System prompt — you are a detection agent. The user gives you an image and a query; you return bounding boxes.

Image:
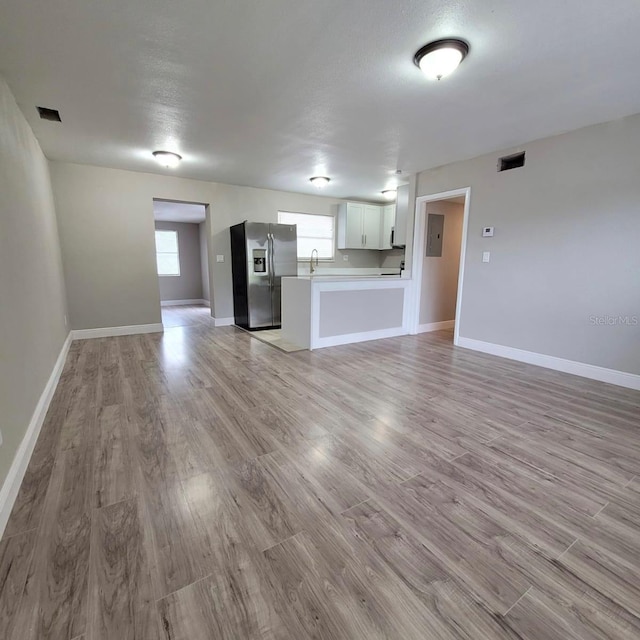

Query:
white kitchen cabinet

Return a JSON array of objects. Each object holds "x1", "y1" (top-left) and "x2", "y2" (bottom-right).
[
  {"x1": 337, "y1": 202, "x2": 383, "y2": 249},
  {"x1": 392, "y1": 184, "x2": 409, "y2": 247},
  {"x1": 363, "y1": 205, "x2": 381, "y2": 248},
  {"x1": 342, "y1": 203, "x2": 365, "y2": 248},
  {"x1": 381, "y1": 204, "x2": 396, "y2": 250}
]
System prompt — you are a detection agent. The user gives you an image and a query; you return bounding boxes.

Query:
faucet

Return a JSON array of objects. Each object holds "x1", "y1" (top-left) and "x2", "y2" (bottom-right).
[{"x1": 310, "y1": 249, "x2": 319, "y2": 275}]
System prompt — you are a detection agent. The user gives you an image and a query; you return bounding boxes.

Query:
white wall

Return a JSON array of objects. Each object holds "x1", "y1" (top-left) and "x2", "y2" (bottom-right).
[
  {"x1": 154, "y1": 221, "x2": 203, "y2": 301},
  {"x1": 49, "y1": 161, "x2": 382, "y2": 327},
  {"x1": 416, "y1": 113, "x2": 640, "y2": 375},
  {"x1": 0, "y1": 77, "x2": 68, "y2": 488},
  {"x1": 419, "y1": 200, "x2": 463, "y2": 325}
]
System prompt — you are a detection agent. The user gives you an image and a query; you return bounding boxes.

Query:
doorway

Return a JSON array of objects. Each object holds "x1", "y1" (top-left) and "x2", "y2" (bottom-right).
[
  {"x1": 152, "y1": 199, "x2": 211, "y2": 328},
  {"x1": 409, "y1": 188, "x2": 470, "y2": 344}
]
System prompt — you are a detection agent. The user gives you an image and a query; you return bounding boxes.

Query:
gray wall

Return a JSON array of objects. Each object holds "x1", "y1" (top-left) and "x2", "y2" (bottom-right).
[
  {"x1": 199, "y1": 222, "x2": 210, "y2": 304},
  {"x1": 416, "y1": 113, "x2": 640, "y2": 375},
  {"x1": 0, "y1": 77, "x2": 68, "y2": 488},
  {"x1": 319, "y1": 288, "x2": 405, "y2": 338},
  {"x1": 419, "y1": 201, "x2": 463, "y2": 325},
  {"x1": 51, "y1": 163, "x2": 163, "y2": 329},
  {"x1": 380, "y1": 248, "x2": 405, "y2": 270},
  {"x1": 154, "y1": 221, "x2": 203, "y2": 301},
  {"x1": 49, "y1": 162, "x2": 382, "y2": 327}
]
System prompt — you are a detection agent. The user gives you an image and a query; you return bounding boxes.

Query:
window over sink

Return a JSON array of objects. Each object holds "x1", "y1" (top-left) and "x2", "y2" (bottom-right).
[{"x1": 278, "y1": 211, "x2": 334, "y2": 261}]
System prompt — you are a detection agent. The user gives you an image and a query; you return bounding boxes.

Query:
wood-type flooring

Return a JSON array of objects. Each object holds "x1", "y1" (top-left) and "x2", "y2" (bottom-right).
[{"x1": 1, "y1": 312, "x2": 639, "y2": 639}]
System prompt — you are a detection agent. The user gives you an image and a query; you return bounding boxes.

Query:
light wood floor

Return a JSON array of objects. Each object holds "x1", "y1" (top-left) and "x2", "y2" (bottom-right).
[
  {"x1": 161, "y1": 304, "x2": 213, "y2": 328},
  {"x1": 1, "y1": 314, "x2": 639, "y2": 639}
]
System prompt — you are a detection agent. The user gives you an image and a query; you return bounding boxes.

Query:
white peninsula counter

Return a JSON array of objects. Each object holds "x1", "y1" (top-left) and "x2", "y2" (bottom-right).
[{"x1": 281, "y1": 275, "x2": 412, "y2": 350}]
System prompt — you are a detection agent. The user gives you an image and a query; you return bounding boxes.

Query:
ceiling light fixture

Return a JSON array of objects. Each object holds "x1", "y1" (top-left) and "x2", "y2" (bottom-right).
[
  {"x1": 382, "y1": 189, "x2": 397, "y2": 201},
  {"x1": 310, "y1": 176, "x2": 330, "y2": 188},
  {"x1": 152, "y1": 150, "x2": 182, "y2": 168},
  {"x1": 414, "y1": 38, "x2": 469, "y2": 80}
]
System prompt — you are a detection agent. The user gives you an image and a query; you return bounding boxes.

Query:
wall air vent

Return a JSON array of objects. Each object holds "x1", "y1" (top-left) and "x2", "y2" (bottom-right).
[
  {"x1": 36, "y1": 106, "x2": 62, "y2": 122},
  {"x1": 498, "y1": 151, "x2": 525, "y2": 172}
]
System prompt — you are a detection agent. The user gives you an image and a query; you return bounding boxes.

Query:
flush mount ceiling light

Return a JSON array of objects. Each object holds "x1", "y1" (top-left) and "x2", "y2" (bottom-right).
[
  {"x1": 310, "y1": 176, "x2": 330, "y2": 188},
  {"x1": 414, "y1": 38, "x2": 469, "y2": 80},
  {"x1": 152, "y1": 150, "x2": 182, "y2": 168},
  {"x1": 382, "y1": 189, "x2": 397, "y2": 201}
]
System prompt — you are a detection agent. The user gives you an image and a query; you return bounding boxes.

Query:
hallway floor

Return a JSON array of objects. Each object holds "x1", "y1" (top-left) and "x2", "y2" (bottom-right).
[
  {"x1": 161, "y1": 304, "x2": 212, "y2": 328},
  {"x1": 1, "y1": 325, "x2": 639, "y2": 639}
]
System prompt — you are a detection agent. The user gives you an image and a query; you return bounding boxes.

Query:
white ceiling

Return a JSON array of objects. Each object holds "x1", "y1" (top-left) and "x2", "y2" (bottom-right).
[
  {"x1": 153, "y1": 200, "x2": 206, "y2": 224},
  {"x1": 2, "y1": 1, "x2": 640, "y2": 201}
]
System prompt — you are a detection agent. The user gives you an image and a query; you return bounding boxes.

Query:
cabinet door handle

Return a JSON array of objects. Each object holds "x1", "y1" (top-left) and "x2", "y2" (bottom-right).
[{"x1": 364, "y1": 234, "x2": 367, "y2": 246}]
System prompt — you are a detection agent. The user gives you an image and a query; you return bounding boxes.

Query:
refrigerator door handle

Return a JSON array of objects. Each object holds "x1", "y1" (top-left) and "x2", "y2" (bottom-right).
[
  {"x1": 269, "y1": 232, "x2": 276, "y2": 324},
  {"x1": 266, "y1": 233, "x2": 271, "y2": 288},
  {"x1": 268, "y1": 233, "x2": 275, "y2": 290}
]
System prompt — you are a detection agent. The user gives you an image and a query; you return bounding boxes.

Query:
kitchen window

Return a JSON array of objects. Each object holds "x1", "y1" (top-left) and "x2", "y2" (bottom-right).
[
  {"x1": 155, "y1": 230, "x2": 181, "y2": 276},
  {"x1": 277, "y1": 211, "x2": 335, "y2": 261}
]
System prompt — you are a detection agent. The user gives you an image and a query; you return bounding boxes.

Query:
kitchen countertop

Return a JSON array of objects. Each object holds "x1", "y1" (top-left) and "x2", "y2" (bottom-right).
[{"x1": 283, "y1": 274, "x2": 406, "y2": 282}]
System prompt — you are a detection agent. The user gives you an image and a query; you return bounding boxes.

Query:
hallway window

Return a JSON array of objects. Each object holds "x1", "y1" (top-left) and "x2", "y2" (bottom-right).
[{"x1": 155, "y1": 230, "x2": 180, "y2": 276}]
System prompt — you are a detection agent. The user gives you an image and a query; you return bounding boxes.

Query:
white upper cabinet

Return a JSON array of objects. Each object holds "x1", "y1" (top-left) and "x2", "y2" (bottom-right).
[
  {"x1": 392, "y1": 184, "x2": 409, "y2": 247},
  {"x1": 381, "y1": 204, "x2": 396, "y2": 250},
  {"x1": 337, "y1": 202, "x2": 391, "y2": 250},
  {"x1": 342, "y1": 202, "x2": 365, "y2": 249},
  {"x1": 363, "y1": 205, "x2": 381, "y2": 248}
]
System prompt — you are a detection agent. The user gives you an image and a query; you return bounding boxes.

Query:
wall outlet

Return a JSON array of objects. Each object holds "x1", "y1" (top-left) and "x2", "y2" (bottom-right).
[
  {"x1": 342, "y1": 254, "x2": 349, "y2": 261},
  {"x1": 216, "y1": 255, "x2": 225, "y2": 263},
  {"x1": 482, "y1": 251, "x2": 491, "y2": 263}
]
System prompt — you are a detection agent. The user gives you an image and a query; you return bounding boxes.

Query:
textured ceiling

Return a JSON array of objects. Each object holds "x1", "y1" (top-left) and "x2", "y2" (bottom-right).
[
  {"x1": 153, "y1": 200, "x2": 206, "y2": 224},
  {"x1": 1, "y1": 0, "x2": 640, "y2": 201}
]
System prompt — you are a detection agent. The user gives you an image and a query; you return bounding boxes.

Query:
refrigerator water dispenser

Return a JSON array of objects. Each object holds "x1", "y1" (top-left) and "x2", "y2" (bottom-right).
[{"x1": 253, "y1": 249, "x2": 267, "y2": 273}]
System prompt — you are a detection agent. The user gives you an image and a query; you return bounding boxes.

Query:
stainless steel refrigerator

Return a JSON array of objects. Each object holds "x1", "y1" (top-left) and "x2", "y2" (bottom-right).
[{"x1": 230, "y1": 222, "x2": 297, "y2": 330}]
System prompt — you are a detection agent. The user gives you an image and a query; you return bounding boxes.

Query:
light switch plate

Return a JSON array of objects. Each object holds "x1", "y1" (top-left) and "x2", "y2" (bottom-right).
[
  {"x1": 216, "y1": 255, "x2": 224, "y2": 263},
  {"x1": 0, "y1": 428, "x2": 3, "y2": 447},
  {"x1": 482, "y1": 251, "x2": 491, "y2": 263},
  {"x1": 482, "y1": 226, "x2": 494, "y2": 237},
  {"x1": 342, "y1": 255, "x2": 349, "y2": 261}
]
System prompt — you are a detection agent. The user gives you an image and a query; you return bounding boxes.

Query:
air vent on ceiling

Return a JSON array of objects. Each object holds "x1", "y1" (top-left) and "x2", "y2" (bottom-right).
[
  {"x1": 498, "y1": 151, "x2": 525, "y2": 172},
  {"x1": 36, "y1": 106, "x2": 62, "y2": 122}
]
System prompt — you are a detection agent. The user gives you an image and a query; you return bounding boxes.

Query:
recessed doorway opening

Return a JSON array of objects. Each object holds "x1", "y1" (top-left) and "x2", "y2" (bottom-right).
[
  {"x1": 153, "y1": 199, "x2": 211, "y2": 328},
  {"x1": 409, "y1": 187, "x2": 470, "y2": 344}
]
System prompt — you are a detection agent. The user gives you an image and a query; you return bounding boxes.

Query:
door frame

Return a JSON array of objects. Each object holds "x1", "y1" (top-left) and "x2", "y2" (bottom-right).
[
  {"x1": 151, "y1": 197, "x2": 213, "y2": 321},
  {"x1": 409, "y1": 187, "x2": 471, "y2": 345}
]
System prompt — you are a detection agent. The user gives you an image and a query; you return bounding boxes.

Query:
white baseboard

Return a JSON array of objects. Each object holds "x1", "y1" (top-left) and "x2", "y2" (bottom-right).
[
  {"x1": 0, "y1": 332, "x2": 72, "y2": 538},
  {"x1": 457, "y1": 337, "x2": 640, "y2": 391},
  {"x1": 71, "y1": 323, "x2": 164, "y2": 340},
  {"x1": 161, "y1": 299, "x2": 207, "y2": 307},
  {"x1": 312, "y1": 326, "x2": 408, "y2": 350},
  {"x1": 214, "y1": 317, "x2": 235, "y2": 327},
  {"x1": 417, "y1": 320, "x2": 455, "y2": 333}
]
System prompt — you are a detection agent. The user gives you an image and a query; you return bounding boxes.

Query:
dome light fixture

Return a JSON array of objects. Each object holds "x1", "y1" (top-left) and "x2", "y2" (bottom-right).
[
  {"x1": 414, "y1": 38, "x2": 469, "y2": 81},
  {"x1": 310, "y1": 176, "x2": 330, "y2": 188},
  {"x1": 382, "y1": 189, "x2": 397, "y2": 201},
  {"x1": 152, "y1": 150, "x2": 182, "y2": 168}
]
